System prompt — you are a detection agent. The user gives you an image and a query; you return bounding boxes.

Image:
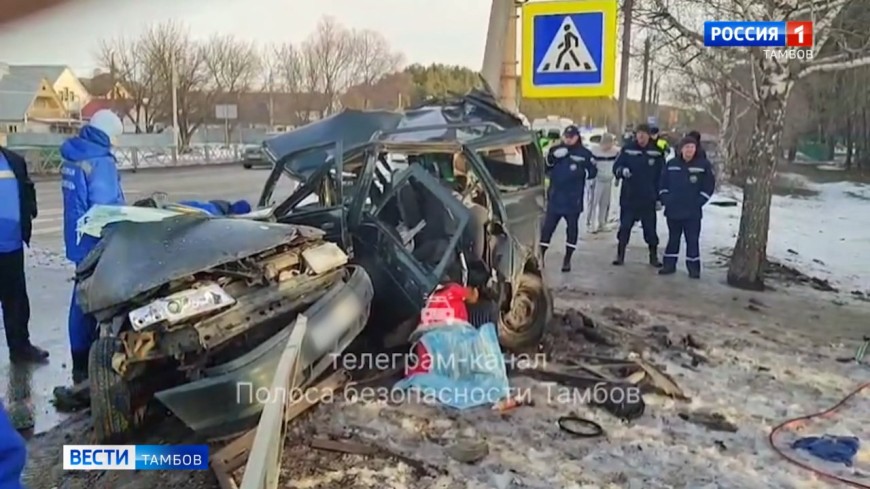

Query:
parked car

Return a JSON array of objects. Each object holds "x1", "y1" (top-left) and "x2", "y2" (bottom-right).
[
  {"x1": 242, "y1": 145, "x2": 270, "y2": 169},
  {"x1": 258, "y1": 89, "x2": 553, "y2": 351},
  {"x1": 75, "y1": 210, "x2": 372, "y2": 441}
]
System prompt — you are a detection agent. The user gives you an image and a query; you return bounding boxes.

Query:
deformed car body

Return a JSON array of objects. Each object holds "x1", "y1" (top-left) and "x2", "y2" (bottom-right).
[
  {"x1": 258, "y1": 89, "x2": 552, "y2": 350},
  {"x1": 75, "y1": 212, "x2": 372, "y2": 441}
]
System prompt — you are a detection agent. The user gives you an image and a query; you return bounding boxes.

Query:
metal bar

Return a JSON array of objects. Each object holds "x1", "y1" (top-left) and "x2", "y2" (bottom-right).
[{"x1": 239, "y1": 315, "x2": 308, "y2": 489}]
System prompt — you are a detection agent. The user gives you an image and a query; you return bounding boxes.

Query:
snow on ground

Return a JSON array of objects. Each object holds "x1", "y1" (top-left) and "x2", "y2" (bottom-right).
[
  {"x1": 310, "y1": 297, "x2": 869, "y2": 489},
  {"x1": 704, "y1": 175, "x2": 870, "y2": 294}
]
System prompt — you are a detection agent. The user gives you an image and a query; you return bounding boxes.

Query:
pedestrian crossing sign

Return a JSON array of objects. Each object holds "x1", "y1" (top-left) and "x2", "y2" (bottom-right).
[{"x1": 522, "y1": 0, "x2": 618, "y2": 98}]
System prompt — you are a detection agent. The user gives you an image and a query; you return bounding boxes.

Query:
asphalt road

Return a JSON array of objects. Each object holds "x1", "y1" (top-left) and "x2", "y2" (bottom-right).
[{"x1": 31, "y1": 164, "x2": 281, "y2": 253}]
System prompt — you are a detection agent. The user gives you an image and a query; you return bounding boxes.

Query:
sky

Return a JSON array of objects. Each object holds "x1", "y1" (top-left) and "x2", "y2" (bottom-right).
[
  {"x1": 0, "y1": 0, "x2": 492, "y2": 74},
  {"x1": 0, "y1": 0, "x2": 647, "y2": 101}
]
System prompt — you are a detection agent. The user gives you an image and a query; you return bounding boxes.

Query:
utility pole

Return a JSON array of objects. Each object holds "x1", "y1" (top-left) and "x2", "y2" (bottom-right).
[
  {"x1": 617, "y1": 0, "x2": 635, "y2": 133},
  {"x1": 170, "y1": 51, "x2": 179, "y2": 149},
  {"x1": 109, "y1": 50, "x2": 116, "y2": 100},
  {"x1": 640, "y1": 36, "x2": 650, "y2": 118},
  {"x1": 267, "y1": 69, "x2": 275, "y2": 129},
  {"x1": 499, "y1": 4, "x2": 519, "y2": 113},
  {"x1": 481, "y1": 0, "x2": 512, "y2": 102}
]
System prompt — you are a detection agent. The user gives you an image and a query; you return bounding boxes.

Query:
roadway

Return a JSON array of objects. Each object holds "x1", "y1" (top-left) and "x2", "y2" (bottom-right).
[{"x1": 31, "y1": 164, "x2": 281, "y2": 253}]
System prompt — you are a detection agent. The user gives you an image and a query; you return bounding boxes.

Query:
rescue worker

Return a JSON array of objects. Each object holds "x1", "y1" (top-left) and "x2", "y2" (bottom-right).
[
  {"x1": 658, "y1": 137, "x2": 715, "y2": 278},
  {"x1": 0, "y1": 144, "x2": 48, "y2": 363},
  {"x1": 0, "y1": 401, "x2": 26, "y2": 489},
  {"x1": 586, "y1": 133, "x2": 619, "y2": 233},
  {"x1": 60, "y1": 109, "x2": 125, "y2": 386},
  {"x1": 612, "y1": 123, "x2": 665, "y2": 267},
  {"x1": 650, "y1": 126, "x2": 670, "y2": 157},
  {"x1": 540, "y1": 125, "x2": 597, "y2": 272}
]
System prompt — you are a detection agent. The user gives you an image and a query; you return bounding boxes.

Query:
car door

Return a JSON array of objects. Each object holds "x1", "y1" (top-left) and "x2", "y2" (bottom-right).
[
  {"x1": 267, "y1": 141, "x2": 350, "y2": 251},
  {"x1": 465, "y1": 130, "x2": 545, "y2": 275},
  {"x1": 357, "y1": 164, "x2": 471, "y2": 310}
]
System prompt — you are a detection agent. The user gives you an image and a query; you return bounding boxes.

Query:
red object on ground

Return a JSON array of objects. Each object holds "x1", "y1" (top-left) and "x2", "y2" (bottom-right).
[
  {"x1": 418, "y1": 283, "x2": 470, "y2": 327},
  {"x1": 405, "y1": 283, "x2": 471, "y2": 378}
]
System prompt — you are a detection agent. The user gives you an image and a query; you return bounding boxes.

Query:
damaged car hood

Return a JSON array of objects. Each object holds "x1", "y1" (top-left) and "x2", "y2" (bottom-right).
[{"x1": 76, "y1": 215, "x2": 324, "y2": 314}]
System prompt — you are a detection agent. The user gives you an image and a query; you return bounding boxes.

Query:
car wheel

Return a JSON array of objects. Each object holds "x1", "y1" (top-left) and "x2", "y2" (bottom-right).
[
  {"x1": 89, "y1": 337, "x2": 134, "y2": 443},
  {"x1": 243, "y1": 163, "x2": 252, "y2": 169},
  {"x1": 497, "y1": 273, "x2": 551, "y2": 351}
]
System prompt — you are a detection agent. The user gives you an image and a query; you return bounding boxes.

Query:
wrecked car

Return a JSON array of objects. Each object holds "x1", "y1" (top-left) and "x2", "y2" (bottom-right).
[
  {"x1": 258, "y1": 90, "x2": 553, "y2": 350},
  {"x1": 74, "y1": 208, "x2": 372, "y2": 441}
]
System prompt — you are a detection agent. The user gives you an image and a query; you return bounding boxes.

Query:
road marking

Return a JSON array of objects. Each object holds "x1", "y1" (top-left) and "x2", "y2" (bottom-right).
[{"x1": 31, "y1": 225, "x2": 63, "y2": 236}]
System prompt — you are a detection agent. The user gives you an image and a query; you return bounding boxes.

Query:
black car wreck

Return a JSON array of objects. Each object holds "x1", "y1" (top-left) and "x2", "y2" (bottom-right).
[{"x1": 258, "y1": 90, "x2": 553, "y2": 351}]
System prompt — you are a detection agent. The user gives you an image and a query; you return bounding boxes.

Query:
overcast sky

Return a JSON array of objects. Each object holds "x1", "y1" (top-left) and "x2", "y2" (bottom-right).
[{"x1": 0, "y1": 0, "x2": 491, "y2": 74}]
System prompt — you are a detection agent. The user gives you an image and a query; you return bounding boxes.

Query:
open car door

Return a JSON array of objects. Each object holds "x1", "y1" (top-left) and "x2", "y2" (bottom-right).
[
  {"x1": 265, "y1": 141, "x2": 350, "y2": 251},
  {"x1": 355, "y1": 164, "x2": 472, "y2": 311}
]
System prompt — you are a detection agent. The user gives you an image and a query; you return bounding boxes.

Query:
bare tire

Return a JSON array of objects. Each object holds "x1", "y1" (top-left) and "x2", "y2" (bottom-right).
[
  {"x1": 498, "y1": 273, "x2": 552, "y2": 351},
  {"x1": 89, "y1": 337, "x2": 133, "y2": 443}
]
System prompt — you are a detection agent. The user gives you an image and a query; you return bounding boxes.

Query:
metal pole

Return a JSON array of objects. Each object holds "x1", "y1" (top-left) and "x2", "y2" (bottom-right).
[
  {"x1": 499, "y1": 5, "x2": 519, "y2": 113},
  {"x1": 171, "y1": 51, "x2": 180, "y2": 149},
  {"x1": 617, "y1": 0, "x2": 635, "y2": 133}
]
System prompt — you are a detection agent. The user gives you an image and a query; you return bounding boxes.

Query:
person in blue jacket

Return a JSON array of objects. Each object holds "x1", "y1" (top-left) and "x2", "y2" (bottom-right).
[
  {"x1": 658, "y1": 137, "x2": 715, "y2": 278},
  {"x1": 177, "y1": 199, "x2": 252, "y2": 216},
  {"x1": 540, "y1": 125, "x2": 597, "y2": 272},
  {"x1": 612, "y1": 123, "x2": 665, "y2": 267},
  {"x1": 59, "y1": 109, "x2": 125, "y2": 386},
  {"x1": 0, "y1": 401, "x2": 26, "y2": 489}
]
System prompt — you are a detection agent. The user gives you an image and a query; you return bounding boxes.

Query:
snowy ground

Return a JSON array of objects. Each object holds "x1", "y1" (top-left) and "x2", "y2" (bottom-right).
[{"x1": 21, "y1": 170, "x2": 870, "y2": 489}]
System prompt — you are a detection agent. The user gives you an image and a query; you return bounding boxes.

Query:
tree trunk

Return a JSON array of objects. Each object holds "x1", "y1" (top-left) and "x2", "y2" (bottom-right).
[
  {"x1": 715, "y1": 89, "x2": 732, "y2": 186},
  {"x1": 726, "y1": 66, "x2": 791, "y2": 291}
]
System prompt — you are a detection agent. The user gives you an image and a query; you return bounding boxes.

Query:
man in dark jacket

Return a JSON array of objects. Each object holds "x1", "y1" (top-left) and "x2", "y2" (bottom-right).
[
  {"x1": 0, "y1": 145, "x2": 49, "y2": 364},
  {"x1": 658, "y1": 137, "x2": 716, "y2": 278},
  {"x1": 540, "y1": 125, "x2": 597, "y2": 272},
  {"x1": 611, "y1": 123, "x2": 665, "y2": 267}
]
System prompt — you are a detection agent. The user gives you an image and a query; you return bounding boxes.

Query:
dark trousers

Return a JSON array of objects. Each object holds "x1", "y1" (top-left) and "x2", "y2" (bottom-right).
[
  {"x1": 0, "y1": 249, "x2": 31, "y2": 351},
  {"x1": 616, "y1": 207, "x2": 658, "y2": 248},
  {"x1": 663, "y1": 218, "x2": 702, "y2": 274},
  {"x1": 541, "y1": 209, "x2": 580, "y2": 250}
]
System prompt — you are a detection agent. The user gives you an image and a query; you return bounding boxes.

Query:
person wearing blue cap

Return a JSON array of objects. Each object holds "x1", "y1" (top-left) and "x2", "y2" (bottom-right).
[
  {"x1": 540, "y1": 125, "x2": 597, "y2": 272},
  {"x1": 612, "y1": 123, "x2": 665, "y2": 267}
]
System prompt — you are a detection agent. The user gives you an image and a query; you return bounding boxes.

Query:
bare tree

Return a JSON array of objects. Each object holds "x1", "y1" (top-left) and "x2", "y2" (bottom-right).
[
  {"x1": 95, "y1": 37, "x2": 159, "y2": 132},
  {"x1": 642, "y1": 0, "x2": 870, "y2": 290},
  {"x1": 346, "y1": 29, "x2": 404, "y2": 108},
  {"x1": 202, "y1": 34, "x2": 261, "y2": 135},
  {"x1": 140, "y1": 21, "x2": 209, "y2": 149},
  {"x1": 268, "y1": 42, "x2": 322, "y2": 123},
  {"x1": 304, "y1": 16, "x2": 356, "y2": 116}
]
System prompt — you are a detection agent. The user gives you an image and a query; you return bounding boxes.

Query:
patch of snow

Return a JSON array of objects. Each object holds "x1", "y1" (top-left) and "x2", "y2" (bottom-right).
[
  {"x1": 25, "y1": 246, "x2": 71, "y2": 271},
  {"x1": 704, "y1": 178, "x2": 870, "y2": 293},
  {"x1": 317, "y1": 304, "x2": 869, "y2": 488}
]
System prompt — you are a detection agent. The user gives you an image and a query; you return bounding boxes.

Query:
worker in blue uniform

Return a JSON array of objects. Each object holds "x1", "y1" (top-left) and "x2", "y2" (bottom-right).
[
  {"x1": 539, "y1": 125, "x2": 597, "y2": 272},
  {"x1": 177, "y1": 199, "x2": 252, "y2": 216},
  {"x1": 658, "y1": 137, "x2": 716, "y2": 278},
  {"x1": 0, "y1": 401, "x2": 26, "y2": 489},
  {"x1": 59, "y1": 109, "x2": 126, "y2": 386},
  {"x1": 0, "y1": 144, "x2": 48, "y2": 364},
  {"x1": 611, "y1": 123, "x2": 665, "y2": 267}
]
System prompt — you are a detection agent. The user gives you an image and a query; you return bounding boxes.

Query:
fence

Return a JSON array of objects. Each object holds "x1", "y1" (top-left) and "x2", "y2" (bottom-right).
[{"x1": 6, "y1": 129, "x2": 258, "y2": 174}]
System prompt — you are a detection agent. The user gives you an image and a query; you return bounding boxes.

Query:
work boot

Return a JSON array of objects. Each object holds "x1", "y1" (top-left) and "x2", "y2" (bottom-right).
[
  {"x1": 9, "y1": 344, "x2": 49, "y2": 365},
  {"x1": 612, "y1": 244, "x2": 626, "y2": 266},
  {"x1": 648, "y1": 247, "x2": 662, "y2": 267},
  {"x1": 658, "y1": 267, "x2": 676, "y2": 275},
  {"x1": 561, "y1": 255, "x2": 572, "y2": 273}
]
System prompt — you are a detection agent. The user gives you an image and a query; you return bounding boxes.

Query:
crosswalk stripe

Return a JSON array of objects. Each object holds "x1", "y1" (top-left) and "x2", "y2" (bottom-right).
[{"x1": 31, "y1": 225, "x2": 63, "y2": 236}]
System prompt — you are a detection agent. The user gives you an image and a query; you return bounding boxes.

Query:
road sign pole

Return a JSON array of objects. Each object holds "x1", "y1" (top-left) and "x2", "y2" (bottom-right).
[{"x1": 521, "y1": 0, "x2": 618, "y2": 99}]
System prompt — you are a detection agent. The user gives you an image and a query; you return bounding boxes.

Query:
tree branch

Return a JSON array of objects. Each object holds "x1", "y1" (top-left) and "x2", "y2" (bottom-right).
[{"x1": 800, "y1": 54, "x2": 870, "y2": 78}]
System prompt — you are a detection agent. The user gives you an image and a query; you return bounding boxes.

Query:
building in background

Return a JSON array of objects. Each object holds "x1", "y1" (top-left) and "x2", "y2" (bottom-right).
[{"x1": 0, "y1": 62, "x2": 82, "y2": 143}]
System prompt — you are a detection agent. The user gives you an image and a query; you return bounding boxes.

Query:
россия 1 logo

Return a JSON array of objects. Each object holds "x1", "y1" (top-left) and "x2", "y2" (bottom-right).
[
  {"x1": 703, "y1": 21, "x2": 813, "y2": 47},
  {"x1": 703, "y1": 21, "x2": 813, "y2": 60}
]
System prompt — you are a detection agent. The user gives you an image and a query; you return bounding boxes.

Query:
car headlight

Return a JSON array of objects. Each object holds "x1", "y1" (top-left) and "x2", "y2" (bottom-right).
[{"x1": 128, "y1": 282, "x2": 236, "y2": 331}]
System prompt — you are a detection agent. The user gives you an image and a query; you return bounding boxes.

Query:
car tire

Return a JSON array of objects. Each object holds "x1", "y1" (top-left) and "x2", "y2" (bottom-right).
[
  {"x1": 89, "y1": 337, "x2": 134, "y2": 443},
  {"x1": 243, "y1": 163, "x2": 252, "y2": 169},
  {"x1": 497, "y1": 273, "x2": 551, "y2": 351}
]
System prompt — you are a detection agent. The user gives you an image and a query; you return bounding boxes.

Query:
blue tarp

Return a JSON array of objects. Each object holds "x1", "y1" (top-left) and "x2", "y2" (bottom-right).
[{"x1": 395, "y1": 322, "x2": 509, "y2": 410}]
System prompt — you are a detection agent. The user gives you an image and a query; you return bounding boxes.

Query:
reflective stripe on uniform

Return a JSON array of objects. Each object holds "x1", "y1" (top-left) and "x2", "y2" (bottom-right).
[
  {"x1": 0, "y1": 170, "x2": 14, "y2": 180},
  {"x1": 700, "y1": 192, "x2": 711, "y2": 200}
]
